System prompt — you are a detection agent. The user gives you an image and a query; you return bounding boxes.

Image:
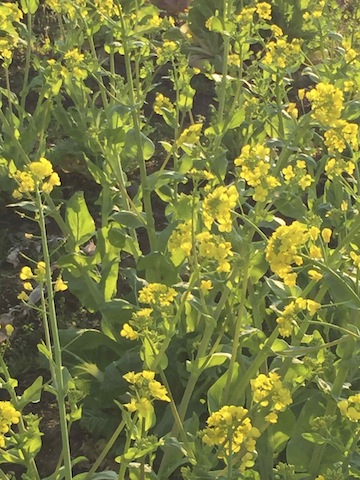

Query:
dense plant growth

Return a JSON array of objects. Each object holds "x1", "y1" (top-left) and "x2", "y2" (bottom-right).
[{"x1": 1, "y1": 0, "x2": 360, "y2": 478}]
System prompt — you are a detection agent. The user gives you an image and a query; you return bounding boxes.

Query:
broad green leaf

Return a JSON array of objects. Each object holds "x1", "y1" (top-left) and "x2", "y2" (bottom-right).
[
  {"x1": 18, "y1": 376, "x2": 43, "y2": 410},
  {"x1": 21, "y1": 0, "x2": 39, "y2": 14},
  {"x1": 65, "y1": 192, "x2": 95, "y2": 248}
]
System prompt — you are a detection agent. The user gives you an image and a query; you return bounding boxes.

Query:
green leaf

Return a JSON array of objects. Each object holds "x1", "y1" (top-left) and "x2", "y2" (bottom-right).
[
  {"x1": 111, "y1": 211, "x2": 145, "y2": 229},
  {"x1": 228, "y1": 109, "x2": 245, "y2": 129},
  {"x1": 186, "y1": 353, "x2": 230, "y2": 373},
  {"x1": 65, "y1": 192, "x2": 95, "y2": 248},
  {"x1": 21, "y1": 0, "x2": 39, "y2": 14},
  {"x1": 18, "y1": 376, "x2": 43, "y2": 410},
  {"x1": 122, "y1": 130, "x2": 155, "y2": 161}
]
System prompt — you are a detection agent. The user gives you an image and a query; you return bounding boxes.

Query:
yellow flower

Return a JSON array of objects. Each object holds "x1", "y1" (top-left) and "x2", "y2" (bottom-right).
[
  {"x1": 251, "y1": 372, "x2": 292, "y2": 411},
  {"x1": 20, "y1": 266, "x2": 34, "y2": 280},
  {"x1": 177, "y1": 123, "x2": 202, "y2": 147},
  {"x1": 200, "y1": 280, "x2": 213, "y2": 294},
  {"x1": 308, "y1": 269, "x2": 323, "y2": 281},
  {"x1": 321, "y1": 228, "x2": 332, "y2": 243},
  {"x1": 148, "y1": 380, "x2": 171, "y2": 402},
  {"x1": 0, "y1": 401, "x2": 20, "y2": 435},
  {"x1": 306, "y1": 300, "x2": 321, "y2": 316},
  {"x1": 120, "y1": 323, "x2": 139, "y2": 340},
  {"x1": 23, "y1": 282, "x2": 33, "y2": 291},
  {"x1": 256, "y1": 2, "x2": 272, "y2": 20},
  {"x1": 29, "y1": 157, "x2": 53, "y2": 178},
  {"x1": 338, "y1": 394, "x2": 360, "y2": 422},
  {"x1": 153, "y1": 93, "x2": 174, "y2": 115},
  {"x1": 54, "y1": 276, "x2": 68, "y2": 292},
  {"x1": 17, "y1": 291, "x2": 29, "y2": 302}
]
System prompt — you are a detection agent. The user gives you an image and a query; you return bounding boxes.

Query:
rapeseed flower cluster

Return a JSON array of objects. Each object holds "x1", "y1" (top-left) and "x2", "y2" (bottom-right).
[
  {"x1": 17, "y1": 262, "x2": 67, "y2": 302},
  {"x1": 123, "y1": 370, "x2": 170, "y2": 417},
  {"x1": 338, "y1": 394, "x2": 360, "y2": 422},
  {"x1": 153, "y1": 93, "x2": 174, "y2": 115},
  {"x1": 235, "y1": 144, "x2": 279, "y2": 202},
  {"x1": 0, "y1": 2, "x2": 23, "y2": 66},
  {"x1": 324, "y1": 120, "x2": 359, "y2": 153},
  {"x1": 45, "y1": 0, "x2": 88, "y2": 20},
  {"x1": 265, "y1": 221, "x2": 327, "y2": 286},
  {"x1": 325, "y1": 157, "x2": 355, "y2": 179},
  {"x1": 202, "y1": 405, "x2": 261, "y2": 472},
  {"x1": 177, "y1": 123, "x2": 202, "y2": 148},
  {"x1": 138, "y1": 283, "x2": 177, "y2": 308},
  {"x1": 282, "y1": 160, "x2": 314, "y2": 191},
  {"x1": 251, "y1": 372, "x2": 292, "y2": 423},
  {"x1": 12, "y1": 158, "x2": 60, "y2": 199},
  {"x1": 306, "y1": 83, "x2": 344, "y2": 126},
  {"x1": 262, "y1": 37, "x2": 302, "y2": 70},
  {"x1": 168, "y1": 223, "x2": 233, "y2": 273},
  {"x1": 202, "y1": 185, "x2": 238, "y2": 232},
  {"x1": 276, "y1": 297, "x2": 321, "y2": 337},
  {"x1": 156, "y1": 40, "x2": 180, "y2": 64},
  {"x1": 0, "y1": 401, "x2": 21, "y2": 448},
  {"x1": 121, "y1": 284, "x2": 177, "y2": 347}
]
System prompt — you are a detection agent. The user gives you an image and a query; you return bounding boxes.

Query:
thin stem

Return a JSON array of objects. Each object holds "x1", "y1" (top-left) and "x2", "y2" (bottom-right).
[
  {"x1": 35, "y1": 188, "x2": 72, "y2": 480},
  {"x1": 20, "y1": 12, "x2": 33, "y2": 116},
  {"x1": 117, "y1": 2, "x2": 157, "y2": 252},
  {"x1": 85, "y1": 419, "x2": 126, "y2": 480}
]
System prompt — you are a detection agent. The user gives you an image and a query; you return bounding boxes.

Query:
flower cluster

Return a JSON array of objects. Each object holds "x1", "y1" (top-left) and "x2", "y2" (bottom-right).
[
  {"x1": 306, "y1": 83, "x2": 344, "y2": 126},
  {"x1": 0, "y1": 2, "x2": 23, "y2": 66},
  {"x1": 168, "y1": 224, "x2": 233, "y2": 273},
  {"x1": 262, "y1": 37, "x2": 302, "y2": 70},
  {"x1": 251, "y1": 372, "x2": 292, "y2": 423},
  {"x1": 0, "y1": 401, "x2": 21, "y2": 448},
  {"x1": 177, "y1": 123, "x2": 202, "y2": 148},
  {"x1": 235, "y1": 144, "x2": 279, "y2": 202},
  {"x1": 202, "y1": 405, "x2": 261, "y2": 472},
  {"x1": 324, "y1": 120, "x2": 359, "y2": 153},
  {"x1": 338, "y1": 394, "x2": 360, "y2": 422},
  {"x1": 265, "y1": 221, "x2": 309, "y2": 286},
  {"x1": 324, "y1": 157, "x2": 355, "y2": 179},
  {"x1": 138, "y1": 283, "x2": 177, "y2": 308},
  {"x1": 276, "y1": 297, "x2": 321, "y2": 337},
  {"x1": 153, "y1": 93, "x2": 174, "y2": 115},
  {"x1": 202, "y1": 185, "x2": 239, "y2": 232},
  {"x1": 17, "y1": 262, "x2": 67, "y2": 302},
  {"x1": 282, "y1": 160, "x2": 314, "y2": 191},
  {"x1": 156, "y1": 40, "x2": 180, "y2": 64},
  {"x1": 123, "y1": 370, "x2": 171, "y2": 417},
  {"x1": 12, "y1": 158, "x2": 60, "y2": 199}
]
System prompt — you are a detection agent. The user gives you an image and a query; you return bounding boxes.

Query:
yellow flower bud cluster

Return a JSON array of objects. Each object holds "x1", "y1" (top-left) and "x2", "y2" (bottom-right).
[
  {"x1": 251, "y1": 372, "x2": 292, "y2": 424},
  {"x1": 0, "y1": 401, "x2": 21, "y2": 448},
  {"x1": 168, "y1": 223, "x2": 234, "y2": 273},
  {"x1": 338, "y1": 394, "x2": 360, "y2": 422},
  {"x1": 265, "y1": 222, "x2": 332, "y2": 287},
  {"x1": 0, "y1": 2, "x2": 23, "y2": 66},
  {"x1": 12, "y1": 158, "x2": 60, "y2": 199},
  {"x1": 202, "y1": 405, "x2": 261, "y2": 472},
  {"x1": 262, "y1": 37, "x2": 302, "y2": 70},
  {"x1": 123, "y1": 370, "x2": 171, "y2": 418},
  {"x1": 282, "y1": 160, "x2": 314, "y2": 191},
  {"x1": 202, "y1": 185, "x2": 239, "y2": 232},
  {"x1": 276, "y1": 297, "x2": 321, "y2": 337},
  {"x1": 235, "y1": 144, "x2": 279, "y2": 202}
]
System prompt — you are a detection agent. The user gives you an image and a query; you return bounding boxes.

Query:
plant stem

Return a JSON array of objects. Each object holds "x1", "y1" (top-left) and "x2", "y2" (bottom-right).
[
  {"x1": 85, "y1": 419, "x2": 126, "y2": 480},
  {"x1": 35, "y1": 188, "x2": 72, "y2": 480},
  {"x1": 117, "y1": 2, "x2": 157, "y2": 252}
]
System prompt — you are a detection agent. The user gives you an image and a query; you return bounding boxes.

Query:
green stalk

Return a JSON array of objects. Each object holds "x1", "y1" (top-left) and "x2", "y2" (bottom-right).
[
  {"x1": 0, "y1": 355, "x2": 40, "y2": 480},
  {"x1": 20, "y1": 11, "x2": 33, "y2": 117},
  {"x1": 85, "y1": 419, "x2": 126, "y2": 480},
  {"x1": 117, "y1": 414, "x2": 138, "y2": 480},
  {"x1": 35, "y1": 188, "x2": 72, "y2": 480},
  {"x1": 117, "y1": 2, "x2": 157, "y2": 252},
  {"x1": 4, "y1": 67, "x2": 13, "y2": 120},
  {"x1": 222, "y1": 237, "x2": 252, "y2": 404}
]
